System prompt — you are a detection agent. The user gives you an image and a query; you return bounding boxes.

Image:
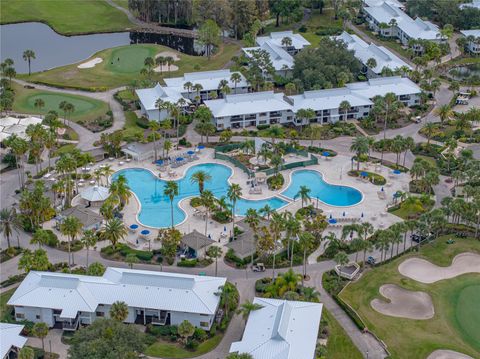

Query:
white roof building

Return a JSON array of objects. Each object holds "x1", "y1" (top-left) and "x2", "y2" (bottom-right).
[
  {"x1": 459, "y1": 0, "x2": 480, "y2": 9},
  {"x1": 256, "y1": 31, "x2": 310, "y2": 51},
  {"x1": 18, "y1": 116, "x2": 43, "y2": 126},
  {"x1": 204, "y1": 91, "x2": 293, "y2": 118},
  {"x1": 345, "y1": 76, "x2": 421, "y2": 99},
  {"x1": 8, "y1": 268, "x2": 226, "y2": 317},
  {"x1": 0, "y1": 323, "x2": 27, "y2": 359},
  {"x1": 230, "y1": 298, "x2": 323, "y2": 359},
  {"x1": 164, "y1": 69, "x2": 248, "y2": 93},
  {"x1": 290, "y1": 88, "x2": 373, "y2": 113},
  {"x1": 460, "y1": 29, "x2": 480, "y2": 38},
  {"x1": 335, "y1": 31, "x2": 411, "y2": 74},
  {"x1": 363, "y1": 2, "x2": 440, "y2": 41},
  {"x1": 0, "y1": 117, "x2": 20, "y2": 127},
  {"x1": 80, "y1": 185, "x2": 110, "y2": 203},
  {"x1": 135, "y1": 83, "x2": 187, "y2": 112},
  {"x1": 363, "y1": 0, "x2": 404, "y2": 8},
  {"x1": 243, "y1": 42, "x2": 294, "y2": 72}
]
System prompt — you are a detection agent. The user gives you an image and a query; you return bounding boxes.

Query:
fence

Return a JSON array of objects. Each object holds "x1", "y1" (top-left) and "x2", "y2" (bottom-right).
[
  {"x1": 261, "y1": 154, "x2": 319, "y2": 176},
  {"x1": 214, "y1": 144, "x2": 254, "y2": 177}
]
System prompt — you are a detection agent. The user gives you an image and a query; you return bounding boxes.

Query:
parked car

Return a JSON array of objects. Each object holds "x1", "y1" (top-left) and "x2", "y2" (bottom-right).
[
  {"x1": 411, "y1": 232, "x2": 434, "y2": 243},
  {"x1": 252, "y1": 263, "x2": 265, "y2": 272},
  {"x1": 366, "y1": 256, "x2": 376, "y2": 265}
]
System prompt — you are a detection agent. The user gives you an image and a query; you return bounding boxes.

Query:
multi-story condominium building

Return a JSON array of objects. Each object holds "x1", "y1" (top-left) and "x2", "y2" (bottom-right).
[
  {"x1": 7, "y1": 268, "x2": 226, "y2": 331},
  {"x1": 363, "y1": 2, "x2": 441, "y2": 48},
  {"x1": 163, "y1": 69, "x2": 249, "y2": 101},
  {"x1": 205, "y1": 76, "x2": 421, "y2": 129},
  {"x1": 460, "y1": 30, "x2": 480, "y2": 54},
  {"x1": 335, "y1": 31, "x2": 412, "y2": 78},
  {"x1": 363, "y1": 0, "x2": 404, "y2": 9},
  {"x1": 204, "y1": 91, "x2": 295, "y2": 130},
  {"x1": 242, "y1": 31, "x2": 310, "y2": 78},
  {"x1": 289, "y1": 88, "x2": 373, "y2": 125},
  {"x1": 229, "y1": 298, "x2": 323, "y2": 359},
  {"x1": 459, "y1": 0, "x2": 480, "y2": 9}
]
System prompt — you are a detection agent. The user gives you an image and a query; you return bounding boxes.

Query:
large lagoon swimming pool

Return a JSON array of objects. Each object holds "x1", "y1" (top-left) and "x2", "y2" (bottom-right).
[
  {"x1": 281, "y1": 169, "x2": 363, "y2": 207},
  {"x1": 114, "y1": 164, "x2": 363, "y2": 228},
  {"x1": 113, "y1": 163, "x2": 287, "y2": 228}
]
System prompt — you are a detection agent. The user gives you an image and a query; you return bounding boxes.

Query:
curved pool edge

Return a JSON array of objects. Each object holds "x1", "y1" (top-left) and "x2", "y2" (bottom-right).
[{"x1": 281, "y1": 168, "x2": 365, "y2": 208}]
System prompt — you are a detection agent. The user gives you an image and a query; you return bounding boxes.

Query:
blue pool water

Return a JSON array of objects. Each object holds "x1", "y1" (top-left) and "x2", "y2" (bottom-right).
[
  {"x1": 281, "y1": 170, "x2": 363, "y2": 207},
  {"x1": 113, "y1": 163, "x2": 288, "y2": 228}
]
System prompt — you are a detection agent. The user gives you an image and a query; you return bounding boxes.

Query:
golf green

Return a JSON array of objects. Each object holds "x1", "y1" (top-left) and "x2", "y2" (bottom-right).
[
  {"x1": 12, "y1": 84, "x2": 110, "y2": 123},
  {"x1": 105, "y1": 46, "x2": 157, "y2": 74},
  {"x1": 454, "y1": 284, "x2": 480, "y2": 351}
]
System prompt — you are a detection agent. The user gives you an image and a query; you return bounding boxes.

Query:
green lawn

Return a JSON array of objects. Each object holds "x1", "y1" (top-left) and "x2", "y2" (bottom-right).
[
  {"x1": 12, "y1": 83, "x2": 110, "y2": 123},
  {"x1": 339, "y1": 236, "x2": 480, "y2": 359},
  {"x1": 145, "y1": 334, "x2": 223, "y2": 358},
  {"x1": 0, "y1": 0, "x2": 134, "y2": 35},
  {"x1": 0, "y1": 288, "x2": 15, "y2": 322},
  {"x1": 21, "y1": 43, "x2": 241, "y2": 91},
  {"x1": 323, "y1": 309, "x2": 363, "y2": 359},
  {"x1": 358, "y1": 24, "x2": 411, "y2": 60},
  {"x1": 111, "y1": 0, "x2": 129, "y2": 11}
]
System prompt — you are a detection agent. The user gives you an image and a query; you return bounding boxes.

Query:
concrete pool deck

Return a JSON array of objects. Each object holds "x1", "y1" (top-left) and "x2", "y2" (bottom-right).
[{"x1": 55, "y1": 148, "x2": 410, "y2": 250}]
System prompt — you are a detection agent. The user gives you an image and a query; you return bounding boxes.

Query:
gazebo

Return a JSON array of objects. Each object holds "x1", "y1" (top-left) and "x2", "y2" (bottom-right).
[
  {"x1": 80, "y1": 185, "x2": 109, "y2": 207},
  {"x1": 181, "y1": 230, "x2": 215, "y2": 258}
]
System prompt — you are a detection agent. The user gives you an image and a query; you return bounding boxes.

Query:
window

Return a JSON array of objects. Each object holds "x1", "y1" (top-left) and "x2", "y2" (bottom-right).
[
  {"x1": 96, "y1": 312, "x2": 105, "y2": 317},
  {"x1": 16, "y1": 313, "x2": 25, "y2": 319},
  {"x1": 200, "y1": 321, "x2": 209, "y2": 327},
  {"x1": 36, "y1": 315, "x2": 41, "y2": 320}
]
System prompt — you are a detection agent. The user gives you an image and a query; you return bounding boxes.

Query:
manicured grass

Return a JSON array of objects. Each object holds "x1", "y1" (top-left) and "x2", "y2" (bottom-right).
[
  {"x1": 0, "y1": 0, "x2": 134, "y2": 35},
  {"x1": 111, "y1": 0, "x2": 129, "y2": 11},
  {"x1": 12, "y1": 83, "x2": 110, "y2": 123},
  {"x1": 339, "y1": 236, "x2": 480, "y2": 359},
  {"x1": 0, "y1": 288, "x2": 15, "y2": 322},
  {"x1": 145, "y1": 334, "x2": 223, "y2": 358},
  {"x1": 52, "y1": 144, "x2": 77, "y2": 157},
  {"x1": 358, "y1": 24, "x2": 411, "y2": 60},
  {"x1": 323, "y1": 308, "x2": 363, "y2": 359},
  {"x1": 121, "y1": 111, "x2": 145, "y2": 140},
  {"x1": 20, "y1": 43, "x2": 241, "y2": 91}
]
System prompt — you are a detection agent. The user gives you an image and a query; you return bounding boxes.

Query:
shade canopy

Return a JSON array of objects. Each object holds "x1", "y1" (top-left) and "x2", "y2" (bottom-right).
[
  {"x1": 360, "y1": 171, "x2": 368, "y2": 177},
  {"x1": 328, "y1": 218, "x2": 337, "y2": 224},
  {"x1": 155, "y1": 160, "x2": 164, "y2": 165},
  {"x1": 393, "y1": 169, "x2": 401, "y2": 174},
  {"x1": 197, "y1": 145, "x2": 205, "y2": 150},
  {"x1": 322, "y1": 151, "x2": 330, "y2": 156},
  {"x1": 187, "y1": 150, "x2": 195, "y2": 155},
  {"x1": 80, "y1": 185, "x2": 109, "y2": 202},
  {"x1": 176, "y1": 157, "x2": 184, "y2": 161},
  {"x1": 130, "y1": 224, "x2": 139, "y2": 229},
  {"x1": 141, "y1": 229, "x2": 150, "y2": 235}
]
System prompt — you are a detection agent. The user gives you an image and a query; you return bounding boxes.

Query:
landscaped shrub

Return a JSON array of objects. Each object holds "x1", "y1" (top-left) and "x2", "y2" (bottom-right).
[
  {"x1": 348, "y1": 170, "x2": 386, "y2": 185},
  {"x1": 255, "y1": 277, "x2": 272, "y2": 293},
  {"x1": 136, "y1": 116, "x2": 150, "y2": 129},
  {"x1": 225, "y1": 248, "x2": 250, "y2": 268},
  {"x1": 257, "y1": 124, "x2": 270, "y2": 130},
  {"x1": 267, "y1": 173, "x2": 285, "y2": 190},
  {"x1": 44, "y1": 229, "x2": 59, "y2": 247},
  {"x1": 190, "y1": 197, "x2": 202, "y2": 207},
  {"x1": 212, "y1": 210, "x2": 231, "y2": 223},
  {"x1": 177, "y1": 258, "x2": 198, "y2": 267}
]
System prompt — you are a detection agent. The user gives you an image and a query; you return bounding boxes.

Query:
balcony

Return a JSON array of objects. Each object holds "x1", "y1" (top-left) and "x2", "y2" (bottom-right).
[{"x1": 62, "y1": 316, "x2": 80, "y2": 331}]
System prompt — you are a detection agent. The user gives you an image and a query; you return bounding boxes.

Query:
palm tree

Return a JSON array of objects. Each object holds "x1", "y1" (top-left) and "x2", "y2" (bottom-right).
[
  {"x1": 208, "y1": 246, "x2": 222, "y2": 276},
  {"x1": 30, "y1": 229, "x2": 50, "y2": 249},
  {"x1": 164, "y1": 181, "x2": 179, "y2": 228},
  {"x1": 230, "y1": 72, "x2": 242, "y2": 94},
  {"x1": 200, "y1": 190, "x2": 215, "y2": 236},
  {"x1": 148, "y1": 120, "x2": 161, "y2": 161},
  {"x1": 109, "y1": 301, "x2": 129, "y2": 322},
  {"x1": 183, "y1": 81, "x2": 193, "y2": 98},
  {"x1": 382, "y1": 92, "x2": 398, "y2": 139},
  {"x1": 193, "y1": 83, "x2": 203, "y2": 104},
  {"x1": 434, "y1": 104, "x2": 453, "y2": 127},
  {"x1": 216, "y1": 283, "x2": 236, "y2": 317},
  {"x1": 237, "y1": 300, "x2": 264, "y2": 323},
  {"x1": 339, "y1": 100, "x2": 351, "y2": 121},
  {"x1": 423, "y1": 122, "x2": 436, "y2": 147},
  {"x1": 295, "y1": 108, "x2": 315, "y2": 130},
  {"x1": 227, "y1": 184, "x2": 242, "y2": 240},
  {"x1": 301, "y1": 286, "x2": 321, "y2": 302},
  {"x1": 350, "y1": 136, "x2": 369, "y2": 170},
  {"x1": 334, "y1": 251, "x2": 349, "y2": 268},
  {"x1": 0, "y1": 208, "x2": 17, "y2": 248},
  {"x1": 34, "y1": 98, "x2": 45, "y2": 112},
  {"x1": 366, "y1": 57, "x2": 377, "y2": 72},
  {"x1": 294, "y1": 185, "x2": 311, "y2": 208},
  {"x1": 22, "y1": 49, "x2": 36, "y2": 75},
  {"x1": 32, "y1": 322, "x2": 48, "y2": 352},
  {"x1": 178, "y1": 320, "x2": 195, "y2": 344},
  {"x1": 18, "y1": 347, "x2": 34, "y2": 359},
  {"x1": 109, "y1": 174, "x2": 132, "y2": 209},
  {"x1": 190, "y1": 170, "x2": 212, "y2": 194},
  {"x1": 298, "y1": 232, "x2": 314, "y2": 282},
  {"x1": 259, "y1": 204, "x2": 274, "y2": 220},
  {"x1": 101, "y1": 218, "x2": 127, "y2": 249},
  {"x1": 60, "y1": 216, "x2": 83, "y2": 267},
  {"x1": 81, "y1": 229, "x2": 97, "y2": 267}
]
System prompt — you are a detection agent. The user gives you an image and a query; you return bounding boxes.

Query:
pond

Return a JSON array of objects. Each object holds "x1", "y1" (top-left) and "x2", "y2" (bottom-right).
[
  {"x1": 1, "y1": 22, "x2": 203, "y2": 73},
  {"x1": 448, "y1": 63, "x2": 480, "y2": 83}
]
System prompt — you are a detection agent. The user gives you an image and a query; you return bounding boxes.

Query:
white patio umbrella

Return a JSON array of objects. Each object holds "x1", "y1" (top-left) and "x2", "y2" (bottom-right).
[{"x1": 80, "y1": 185, "x2": 110, "y2": 202}]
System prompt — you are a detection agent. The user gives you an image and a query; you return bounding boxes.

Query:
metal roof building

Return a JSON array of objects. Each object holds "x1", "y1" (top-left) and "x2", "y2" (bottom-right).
[
  {"x1": 8, "y1": 268, "x2": 226, "y2": 330},
  {"x1": 135, "y1": 83, "x2": 187, "y2": 112},
  {"x1": 0, "y1": 323, "x2": 27, "y2": 359},
  {"x1": 335, "y1": 31, "x2": 411, "y2": 75},
  {"x1": 164, "y1": 69, "x2": 248, "y2": 94},
  {"x1": 256, "y1": 31, "x2": 311, "y2": 52},
  {"x1": 230, "y1": 297, "x2": 323, "y2": 359}
]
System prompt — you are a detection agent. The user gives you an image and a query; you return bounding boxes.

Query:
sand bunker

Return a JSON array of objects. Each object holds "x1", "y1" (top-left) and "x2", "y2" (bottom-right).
[
  {"x1": 77, "y1": 57, "x2": 103, "y2": 69},
  {"x1": 154, "y1": 51, "x2": 180, "y2": 72},
  {"x1": 427, "y1": 350, "x2": 474, "y2": 359},
  {"x1": 398, "y1": 253, "x2": 480, "y2": 284},
  {"x1": 371, "y1": 284, "x2": 434, "y2": 320}
]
